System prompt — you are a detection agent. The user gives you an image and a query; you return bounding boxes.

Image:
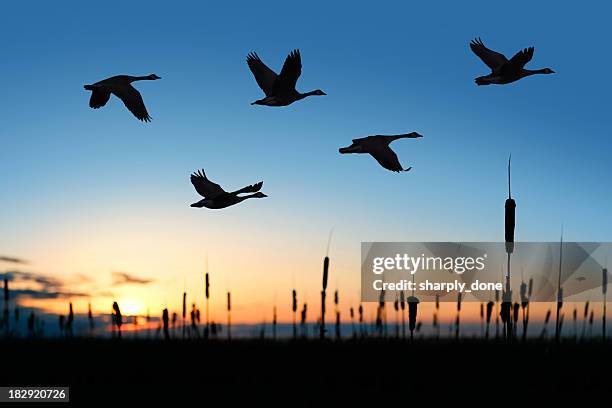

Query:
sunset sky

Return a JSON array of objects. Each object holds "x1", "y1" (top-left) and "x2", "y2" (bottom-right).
[{"x1": 1, "y1": 1, "x2": 611, "y2": 326}]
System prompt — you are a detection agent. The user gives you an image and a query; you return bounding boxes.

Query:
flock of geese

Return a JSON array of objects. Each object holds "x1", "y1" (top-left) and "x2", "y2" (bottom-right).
[{"x1": 83, "y1": 38, "x2": 554, "y2": 210}]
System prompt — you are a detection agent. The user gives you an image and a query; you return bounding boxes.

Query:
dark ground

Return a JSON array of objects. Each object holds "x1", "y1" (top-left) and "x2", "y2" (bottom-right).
[{"x1": 1, "y1": 338, "x2": 610, "y2": 405}]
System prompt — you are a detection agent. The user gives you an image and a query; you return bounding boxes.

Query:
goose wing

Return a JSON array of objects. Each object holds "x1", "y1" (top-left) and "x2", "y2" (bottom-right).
[
  {"x1": 506, "y1": 46, "x2": 534, "y2": 70},
  {"x1": 247, "y1": 53, "x2": 277, "y2": 96},
  {"x1": 273, "y1": 49, "x2": 302, "y2": 94},
  {"x1": 190, "y1": 170, "x2": 226, "y2": 199},
  {"x1": 470, "y1": 38, "x2": 508, "y2": 71},
  {"x1": 89, "y1": 88, "x2": 111, "y2": 109},
  {"x1": 368, "y1": 144, "x2": 406, "y2": 172},
  {"x1": 111, "y1": 83, "x2": 152, "y2": 122},
  {"x1": 230, "y1": 181, "x2": 263, "y2": 195}
]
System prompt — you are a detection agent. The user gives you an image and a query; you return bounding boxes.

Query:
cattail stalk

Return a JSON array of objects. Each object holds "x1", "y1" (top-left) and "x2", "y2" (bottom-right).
[
  {"x1": 455, "y1": 293, "x2": 461, "y2": 341},
  {"x1": 320, "y1": 256, "x2": 329, "y2": 340},
  {"x1": 292, "y1": 289, "x2": 297, "y2": 339},
  {"x1": 400, "y1": 292, "x2": 406, "y2": 339},
  {"x1": 580, "y1": 301, "x2": 589, "y2": 341},
  {"x1": 273, "y1": 305, "x2": 277, "y2": 340},
  {"x1": 112, "y1": 302, "x2": 122, "y2": 339},
  {"x1": 334, "y1": 290, "x2": 340, "y2": 339},
  {"x1": 486, "y1": 301, "x2": 494, "y2": 339},
  {"x1": 504, "y1": 154, "x2": 516, "y2": 342},
  {"x1": 227, "y1": 291, "x2": 231, "y2": 341},
  {"x1": 408, "y1": 296, "x2": 419, "y2": 341},
  {"x1": 182, "y1": 292, "x2": 187, "y2": 340},
  {"x1": 205, "y1": 272, "x2": 210, "y2": 339},
  {"x1": 162, "y1": 308, "x2": 169, "y2": 340}
]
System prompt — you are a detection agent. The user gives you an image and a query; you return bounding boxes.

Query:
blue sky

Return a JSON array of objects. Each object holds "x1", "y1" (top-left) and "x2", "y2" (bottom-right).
[{"x1": 0, "y1": 0, "x2": 611, "y2": 318}]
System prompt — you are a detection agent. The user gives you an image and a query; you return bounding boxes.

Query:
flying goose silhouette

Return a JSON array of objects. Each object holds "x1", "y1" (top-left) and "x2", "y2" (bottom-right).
[
  {"x1": 470, "y1": 38, "x2": 554, "y2": 85},
  {"x1": 339, "y1": 133, "x2": 423, "y2": 172},
  {"x1": 190, "y1": 170, "x2": 267, "y2": 209},
  {"x1": 84, "y1": 74, "x2": 161, "y2": 122},
  {"x1": 246, "y1": 49, "x2": 326, "y2": 106}
]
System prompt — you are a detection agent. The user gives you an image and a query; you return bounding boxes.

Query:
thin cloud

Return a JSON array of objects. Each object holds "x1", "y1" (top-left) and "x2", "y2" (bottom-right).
[
  {"x1": 111, "y1": 271, "x2": 153, "y2": 286},
  {"x1": 0, "y1": 256, "x2": 28, "y2": 264}
]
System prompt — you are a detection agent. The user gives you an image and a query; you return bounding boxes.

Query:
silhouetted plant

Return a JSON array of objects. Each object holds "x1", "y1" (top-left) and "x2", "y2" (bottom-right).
[
  {"x1": 334, "y1": 290, "x2": 340, "y2": 339},
  {"x1": 162, "y1": 308, "x2": 169, "y2": 340},
  {"x1": 227, "y1": 291, "x2": 231, "y2": 341},
  {"x1": 540, "y1": 309, "x2": 551, "y2": 339},
  {"x1": 182, "y1": 292, "x2": 187, "y2": 340},
  {"x1": 112, "y1": 301, "x2": 122, "y2": 339},
  {"x1": 455, "y1": 293, "x2": 461, "y2": 341},
  {"x1": 581, "y1": 301, "x2": 590, "y2": 340},
  {"x1": 320, "y1": 256, "x2": 329, "y2": 340},
  {"x1": 400, "y1": 291, "x2": 406, "y2": 339},
  {"x1": 273, "y1": 305, "x2": 277, "y2": 340},
  {"x1": 292, "y1": 289, "x2": 297, "y2": 339},
  {"x1": 407, "y1": 296, "x2": 419, "y2": 341},
  {"x1": 486, "y1": 301, "x2": 494, "y2": 339},
  {"x1": 205, "y1": 272, "x2": 210, "y2": 339},
  {"x1": 300, "y1": 302, "x2": 307, "y2": 338},
  {"x1": 66, "y1": 302, "x2": 74, "y2": 338},
  {"x1": 88, "y1": 302, "x2": 94, "y2": 335}
]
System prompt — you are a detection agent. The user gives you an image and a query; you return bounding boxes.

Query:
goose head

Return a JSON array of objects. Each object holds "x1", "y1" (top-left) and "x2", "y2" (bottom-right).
[
  {"x1": 252, "y1": 192, "x2": 268, "y2": 198},
  {"x1": 339, "y1": 142, "x2": 363, "y2": 154},
  {"x1": 312, "y1": 89, "x2": 326, "y2": 96},
  {"x1": 148, "y1": 74, "x2": 162, "y2": 80},
  {"x1": 541, "y1": 68, "x2": 555, "y2": 74}
]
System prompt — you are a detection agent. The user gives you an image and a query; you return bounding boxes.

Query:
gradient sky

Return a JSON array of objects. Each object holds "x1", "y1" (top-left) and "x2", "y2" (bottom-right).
[{"x1": 1, "y1": 1, "x2": 611, "y2": 323}]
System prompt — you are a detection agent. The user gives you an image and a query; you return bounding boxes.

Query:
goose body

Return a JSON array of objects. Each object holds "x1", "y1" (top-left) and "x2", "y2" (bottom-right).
[
  {"x1": 470, "y1": 38, "x2": 554, "y2": 85},
  {"x1": 190, "y1": 170, "x2": 267, "y2": 210},
  {"x1": 247, "y1": 49, "x2": 326, "y2": 106},
  {"x1": 84, "y1": 74, "x2": 160, "y2": 121},
  {"x1": 339, "y1": 132, "x2": 423, "y2": 172}
]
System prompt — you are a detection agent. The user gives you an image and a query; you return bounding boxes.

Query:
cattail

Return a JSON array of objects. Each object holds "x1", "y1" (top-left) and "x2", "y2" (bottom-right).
[
  {"x1": 182, "y1": 292, "x2": 186, "y2": 340},
  {"x1": 88, "y1": 302, "x2": 94, "y2": 333},
  {"x1": 3, "y1": 277, "x2": 8, "y2": 302},
  {"x1": 112, "y1": 302, "x2": 122, "y2": 339},
  {"x1": 513, "y1": 302, "x2": 520, "y2": 339},
  {"x1": 589, "y1": 310, "x2": 594, "y2": 338},
  {"x1": 350, "y1": 307, "x2": 355, "y2": 338},
  {"x1": 205, "y1": 272, "x2": 210, "y2": 338},
  {"x1": 358, "y1": 304, "x2": 363, "y2": 337},
  {"x1": 320, "y1": 256, "x2": 329, "y2": 339},
  {"x1": 292, "y1": 289, "x2": 297, "y2": 339},
  {"x1": 334, "y1": 290, "x2": 340, "y2": 339},
  {"x1": 540, "y1": 309, "x2": 552, "y2": 339},
  {"x1": 227, "y1": 291, "x2": 231, "y2": 340},
  {"x1": 455, "y1": 293, "x2": 461, "y2": 340},
  {"x1": 572, "y1": 307, "x2": 578, "y2": 340},
  {"x1": 273, "y1": 306, "x2": 277, "y2": 340},
  {"x1": 162, "y1": 308, "x2": 169, "y2": 340},
  {"x1": 400, "y1": 291, "x2": 406, "y2": 339},
  {"x1": 485, "y1": 301, "x2": 494, "y2": 339},
  {"x1": 581, "y1": 301, "x2": 590, "y2": 340},
  {"x1": 66, "y1": 302, "x2": 74, "y2": 338},
  {"x1": 505, "y1": 154, "x2": 516, "y2": 253},
  {"x1": 480, "y1": 303, "x2": 484, "y2": 338},
  {"x1": 394, "y1": 298, "x2": 400, "y2": 339},
  {"x1": 407, "y1": 296, "x2": 419, "y2": 341},
  {"x1": 300, "y1": 302, "x2": 307, "y2": 337}
]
